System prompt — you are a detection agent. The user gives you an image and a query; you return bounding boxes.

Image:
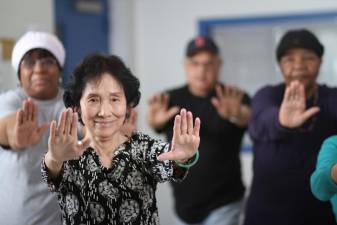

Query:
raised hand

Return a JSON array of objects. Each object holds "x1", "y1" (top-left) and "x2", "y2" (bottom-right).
[
  {"x1": 157, "y1": 108, "x2": 200, "y2": 163},
  {"x1": 279, "y1": 80, "x2": 320, "y2": 128},
  {"x1": 10, "y1": 99, "x2": 49, "y2": 150},
  {"x1": 147, "y1": 93, "x2": 180, "y2": 129},
  {"x1": 120, "y1": 108, "x2": 138, "y2": 137},
  {"x1": 47, "y1": 108, "x2": 89, "y2": 164},
  {"x1": 211, "y1": 84, "x2": 250, "y2": 127}
]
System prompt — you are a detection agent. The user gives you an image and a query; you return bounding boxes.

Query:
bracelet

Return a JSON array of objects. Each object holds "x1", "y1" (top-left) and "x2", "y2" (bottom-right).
[{"x1": 175, "y1": 150, "x2": 199, "y2": 168}]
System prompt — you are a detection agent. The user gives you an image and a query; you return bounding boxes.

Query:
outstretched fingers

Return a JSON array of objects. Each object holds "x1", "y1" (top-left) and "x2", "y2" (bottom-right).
[
  {"x1": 71, "y1": 111, "x2": 78, "y2": 137},
  {"x1": 64, "y1": 109, "x2": 73, "y2": 136},
  {"x1": 187, "y1": 111, "x2": 193, "y2": 135},
  {"x1": 16, "y1": 109, "x2": 24, "y2": 125},
  {"x1": 193, "y1": 117, "x2": 201, "y2": 137},
  {"x1": 173, "y1": 113, "x2": 181, "y2": 137},
  {"x1": 180, "y1": 109, "x2": 187, "y2": 135},
  {"x1": 49, "y1": 120, "x2": 57, "y2": 144},
  {"x1": 302, "y1": 107, "x2": 320, "y2": 122}
]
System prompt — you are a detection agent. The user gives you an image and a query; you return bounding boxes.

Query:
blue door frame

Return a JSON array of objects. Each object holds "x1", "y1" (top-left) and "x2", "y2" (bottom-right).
[{"x1": 54, "y1": 0, "x2": 109, "y2": 83}]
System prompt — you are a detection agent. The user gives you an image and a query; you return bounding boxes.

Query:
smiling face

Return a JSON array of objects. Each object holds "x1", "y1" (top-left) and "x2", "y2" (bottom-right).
[
  {"x1": 279, "y1": 48, "x2": 322, "y2": 96},
  {"x1": 80, "y1": 73, "x2": 127, "y2": 140},
  {"x1": 19, "y1": 49, "x2": 61, "y2": 100}
]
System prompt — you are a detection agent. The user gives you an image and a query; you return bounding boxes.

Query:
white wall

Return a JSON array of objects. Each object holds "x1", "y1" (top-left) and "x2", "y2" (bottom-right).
[{"x1": 0, "y1": 0, "x2": 53, "y2": 92}]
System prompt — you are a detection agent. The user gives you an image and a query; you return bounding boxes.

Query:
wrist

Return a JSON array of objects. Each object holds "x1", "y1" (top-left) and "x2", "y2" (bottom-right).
[
  {"x1": 175, "y1": 150, "x2": 199, "y2": 168},
  {"x1": 45, "y1": 152, "x2": 63, "y2": 169}
]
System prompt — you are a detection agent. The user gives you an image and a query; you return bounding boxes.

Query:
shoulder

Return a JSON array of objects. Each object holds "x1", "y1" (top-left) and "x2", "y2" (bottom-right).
[
  {"x1": 318, "y1": 84, "x2": 337, "y2": 98},
  {"x1": 253, "y1": 83, "x2": 284, "y2": 99},
  {"x1": 317, "y1": 135, "x2": 337, "y2": 160},
  {"x1": 322, "y1": 135, "x2": 337, "y2": 147},
  {"x1": 166, "y1": 85, "x2": 188, "y2": 97},
  {"x1": 0, "y1": 87, "x2": 26, "y2": 102},
  {"x1": 0, "y1": 87, "x2": 26, "y2": 117}
]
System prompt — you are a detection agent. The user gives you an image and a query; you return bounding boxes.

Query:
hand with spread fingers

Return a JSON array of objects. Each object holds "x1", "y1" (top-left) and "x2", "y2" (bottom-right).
[
  {"x1": 147, "y1": 93, "x2": 180, "y2": 130},
  {"x1": 211, "y1": 84, "x2": 251, "y2": 127},
  {"x1": 45, "y1": 108, "x2": 89, "y2": 177},
  {"x1": 279, "y1": 80, "x2": 320, "y2": 129},
  {"x1": 157, "y1": 108, "x2": 200, "y2": 163},
  {"x1": 9, "y1": 99, "x2": 49, "y2": 150}
]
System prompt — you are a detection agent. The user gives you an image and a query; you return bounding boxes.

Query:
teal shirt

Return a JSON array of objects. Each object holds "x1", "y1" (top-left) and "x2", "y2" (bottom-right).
[{"x1": 311, "y1": 135, "x2": 337, "y2": 221}]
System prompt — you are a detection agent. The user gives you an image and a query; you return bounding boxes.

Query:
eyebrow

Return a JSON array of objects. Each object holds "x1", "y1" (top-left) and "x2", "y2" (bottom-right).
[{"x1": 86, "y1": 92, "x2": 123, "y2": 98}]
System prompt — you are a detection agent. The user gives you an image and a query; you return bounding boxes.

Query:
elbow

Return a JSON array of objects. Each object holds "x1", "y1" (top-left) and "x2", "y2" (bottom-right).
[{"x1": 310, "y1": 173, "x2": 332, "y2": 201}]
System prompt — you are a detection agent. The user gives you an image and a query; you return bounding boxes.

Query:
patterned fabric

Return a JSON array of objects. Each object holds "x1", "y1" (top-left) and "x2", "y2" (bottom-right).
[{"x1": 42, "y1": 132, "x2": 187, "y2": 225}]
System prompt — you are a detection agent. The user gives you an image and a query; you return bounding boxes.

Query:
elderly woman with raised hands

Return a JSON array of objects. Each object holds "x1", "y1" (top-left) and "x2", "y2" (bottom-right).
[{"x1": 41, "y1": 54, "x2": 201, "y2": 225}]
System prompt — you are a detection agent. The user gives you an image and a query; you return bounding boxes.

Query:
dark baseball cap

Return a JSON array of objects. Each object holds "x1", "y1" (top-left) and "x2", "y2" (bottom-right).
[
  {"x1": 186, "y1": 36, "x2": 219, "y2": 57},
  {"x1": 276, "y1": 29, "x2": 324, "y2": 61}
]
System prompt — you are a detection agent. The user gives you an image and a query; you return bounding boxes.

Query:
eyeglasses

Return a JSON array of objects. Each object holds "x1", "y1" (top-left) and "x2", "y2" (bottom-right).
[{"x1": 21, "y1": 57, "x2": 58, "y2": 70}]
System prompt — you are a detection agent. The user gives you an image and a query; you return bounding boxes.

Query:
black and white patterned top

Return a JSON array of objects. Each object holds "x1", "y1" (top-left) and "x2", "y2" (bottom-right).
[{"x1": 41, "y1": 132, "x2": 188, "y2": 225}]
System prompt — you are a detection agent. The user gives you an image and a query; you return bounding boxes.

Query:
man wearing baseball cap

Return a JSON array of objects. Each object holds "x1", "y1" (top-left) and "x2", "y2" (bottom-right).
[
  {"x1": 0, "y1": 31, "x2": 65, "y2": 225},
  {"x1": 147, "y1": 36, "x2": 251, "y2": 225},
  {"x1": 244, "y1": 29, "x2": 337, "y2": 225}
]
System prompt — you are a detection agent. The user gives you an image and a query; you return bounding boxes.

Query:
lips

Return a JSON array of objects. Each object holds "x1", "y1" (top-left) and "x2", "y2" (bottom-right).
[
  {"x1": 32, "y1": 78, "x2": 50, "y2": 86},
  {"x1": 94, "y1": 121, "x2": 114, "y2": 128}
]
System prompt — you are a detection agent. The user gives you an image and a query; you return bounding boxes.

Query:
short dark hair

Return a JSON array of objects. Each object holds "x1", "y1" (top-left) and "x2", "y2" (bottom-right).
[{"x1": 63, "y1": 54, "x2": 141, "y2": 121}]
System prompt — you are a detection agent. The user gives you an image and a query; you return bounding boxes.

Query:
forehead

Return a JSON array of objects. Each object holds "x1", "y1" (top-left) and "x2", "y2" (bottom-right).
[
  {"x1": 22, "y1": 49, "x2": 55, "y2": 60},
  {"x1": 282, "y1": 48, "x2": 317, "y2": 57},
  {"x1": 82, "y1": 73, "x2": 124, "y2": 95},
  {"x1": 187, "y1": 51, "x2": 218, "y2": 61}
]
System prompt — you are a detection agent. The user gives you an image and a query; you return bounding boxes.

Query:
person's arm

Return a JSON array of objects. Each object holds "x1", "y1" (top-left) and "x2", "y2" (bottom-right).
[
  {"x1": 0, "y1": 113, "x2": 15, "y2": 147},
  {"x1": 44, "y1": 108, "x2": 89, "y2": 179},
  {"x1": 250, "y1": 81, "x2": 320, "y2": 142},
  {"x1": 144, "y1": 109, "x2": 200, "y2": 182},
  {"x1": 147, "y1": 93, "x2": 180, "y2": 131},
  {"x1": 311, "y1": 136, "x2": 337, "y2": 201},
  {"x1": 157, "y1": 108, "x2": 200, "y2": 163},
  {"x1": 0, "y1": 99, "x2": 49, "y2": 150},
  {"x1": 211, "y1": 84, "x2": 251, "y2": 128},
  {"x1": 248, "y1": 86, "x2": 294, "y2": 142}
]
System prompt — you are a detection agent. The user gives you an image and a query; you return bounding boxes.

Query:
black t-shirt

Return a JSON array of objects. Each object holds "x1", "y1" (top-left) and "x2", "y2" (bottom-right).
[{"x1": 157, "y1": 85, "x2": 250, "y2": 223}]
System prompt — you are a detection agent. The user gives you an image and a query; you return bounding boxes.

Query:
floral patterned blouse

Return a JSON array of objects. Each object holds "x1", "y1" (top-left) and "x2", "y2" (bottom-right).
[{"x1": 41, "y1": 132, "x2": 187, "y2": 225}]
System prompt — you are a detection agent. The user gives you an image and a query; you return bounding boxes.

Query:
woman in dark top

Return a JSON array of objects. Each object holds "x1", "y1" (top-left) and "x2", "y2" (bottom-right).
[{"x1": 40, "y1": 54, "x2": 200, "y2": 225}]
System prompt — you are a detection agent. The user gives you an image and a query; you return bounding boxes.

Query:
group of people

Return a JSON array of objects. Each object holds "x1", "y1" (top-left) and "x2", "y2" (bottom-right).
[{"x1": 1, "y1": 28, "x2": 337, "y2": 225}]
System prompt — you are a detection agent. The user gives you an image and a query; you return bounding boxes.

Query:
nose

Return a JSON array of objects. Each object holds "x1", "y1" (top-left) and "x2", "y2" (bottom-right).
[
  {"x1": 98, "y1": 100, "x2": 111, "y2": 117},
  {"x1": 292, "y1": 57, "x2": 305, "y2": 69},
  {"x1": 32, "y1": 61, "x2": 45, "y2": 73},
  {"x1": 195, "y1": 62, "x2": 208, "y2": 77}
]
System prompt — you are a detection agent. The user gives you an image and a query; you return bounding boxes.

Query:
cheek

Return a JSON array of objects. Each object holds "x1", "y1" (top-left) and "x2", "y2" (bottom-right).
[
  {"x1": 19, "y1": 72, "x2": 31, "y2": 86},
  {"x1": 114, "y1": 103, "x2": 127, "y2": 117}
]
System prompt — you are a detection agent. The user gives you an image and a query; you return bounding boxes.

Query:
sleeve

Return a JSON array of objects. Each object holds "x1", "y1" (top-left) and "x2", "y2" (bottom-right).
[
  {"x1": 143, "y1": 137, "x2": 188, "y2": 183},
  {"x1": 0, "y1": 89, "x2": 23, "y2": 118},
  {"x1": 310, "y1": 136, "x2": 337, "y2": 201},
  {"x1": 152, "y1": 90, "x2": 176, "y2": 135},
  {"x1": 0, "y1": 89, "x2": 24, "y2": 149},
  {"x1": 248, "y1": 86, "x2": 295, "y2": 142},
  {"x1": 41, "y1": 157, "x2": 64, "y2": 192}
]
